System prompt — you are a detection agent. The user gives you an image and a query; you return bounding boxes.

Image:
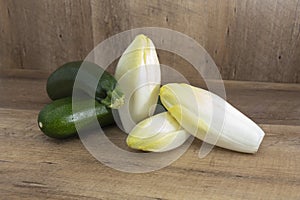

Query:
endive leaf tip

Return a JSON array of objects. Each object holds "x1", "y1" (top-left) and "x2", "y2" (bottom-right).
[
  {"x1": 135, "y1": 34, "x2": 147, "y2": 39},
  {"x1": 127, "y1": 134, "x2": 143, "y2": 149},
  {"x1": 126, "y1": 135, "x2": 134, "y2": 147},
  {"x1": 168, "y1": 104, "x2": 180, "y2": 113},
  {"x1": 159, "y1": 85, "x2": 166, "y2": 94},
  {"x1": 126, "y1": 112, "x2": 191, "y2": 152},
  {"x1": 130, "y1": 34, "x2": 149, "y2": 48},
  {"x1": 126, "y1": 135, "x2": 152, "y2": 152}
]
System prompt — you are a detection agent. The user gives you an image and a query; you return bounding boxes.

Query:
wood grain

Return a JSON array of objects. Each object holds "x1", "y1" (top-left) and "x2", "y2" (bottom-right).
[
  {"x1": 0, "y1": 0, "x2": 94, "y2": 72},
  {"x1": 0, "y1": 108, "x2": 300, "y2": 199},
  {"x1": 1, "y1": 71, "x2": 299, "y2": 125},
  {"x1": 0, "y1": 73, "x2": 300, "y2": 200},
  {"x1": 1, "y1": 0, "x2": 300, "y2": 82},
  {"x1": 0, "y1": 75, "x2": 300, "y2": 199},
  {"x1": 228, "y1": 0, "x2": 300, "y2": 83}
]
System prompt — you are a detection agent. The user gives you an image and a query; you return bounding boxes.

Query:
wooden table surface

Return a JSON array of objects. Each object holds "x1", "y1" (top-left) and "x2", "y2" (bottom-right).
[{"x1": 1, "y1": 72, "x2": 300, "y2": 199}]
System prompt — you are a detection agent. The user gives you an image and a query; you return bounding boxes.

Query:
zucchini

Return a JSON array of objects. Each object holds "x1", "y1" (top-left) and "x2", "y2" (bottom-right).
[
  {"x1": 46, "y1": 61, "x2": 124, "y2": 109},
  {"x1": 38, "y1": 97, "x2": 114, "y2": 139}
]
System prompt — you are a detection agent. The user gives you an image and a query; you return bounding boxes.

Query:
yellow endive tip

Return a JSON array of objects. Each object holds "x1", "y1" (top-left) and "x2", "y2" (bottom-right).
[
  {"x1": 126, "y1": 112, "x2": 190, "y2": 152},
  {"x1": 168, "y1": 104, "x2": 209, "y2": 139}
]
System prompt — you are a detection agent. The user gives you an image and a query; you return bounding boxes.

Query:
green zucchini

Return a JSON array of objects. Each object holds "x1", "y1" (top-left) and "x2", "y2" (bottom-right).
[
  {"x1": 38, "y1": 97, "x2": 114, "y2": 139},
  {"x1": 46, "y1": 61, "x2": 124, "y2": 109}
]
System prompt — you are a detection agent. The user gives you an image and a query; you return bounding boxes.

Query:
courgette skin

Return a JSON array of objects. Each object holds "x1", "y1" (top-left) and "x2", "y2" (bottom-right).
[
  {"x1": 46, "y1": 61, "x2": 124, "y2": 108},
  {"x1": 38, "y1": 97, "x2": 114, "y2": 139}
]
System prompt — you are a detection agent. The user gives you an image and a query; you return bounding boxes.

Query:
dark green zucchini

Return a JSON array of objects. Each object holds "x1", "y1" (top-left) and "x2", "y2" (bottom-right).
[
  {"x1": 38, "y1": 97, "x2": 114, "y2": 139},
  {"x1": 46, "y1": 61, "x2": 124, "y2": 109}
]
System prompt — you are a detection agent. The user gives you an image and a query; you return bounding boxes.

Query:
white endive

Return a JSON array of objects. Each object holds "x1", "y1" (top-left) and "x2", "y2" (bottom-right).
[
  {"x1": 127, "y1": 112, "x2": 190, "y2": 152},
  {"x1": 115, "y1": 34, "x2": 161, "y2": 133},
  {"x1": 160, "y1": 83, "x2": 265, "y2": 153}
]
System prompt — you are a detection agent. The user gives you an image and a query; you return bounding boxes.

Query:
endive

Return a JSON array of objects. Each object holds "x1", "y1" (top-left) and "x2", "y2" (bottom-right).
[
  {"x1": 160, "y1": 83, "x2": 265, "y2": 153},
  {"x1": 127, "y1": 112, "x2": 190, "y2": 152},
  {"x1": 115, "y1": 34, "x2": 161, "y2": 133}
]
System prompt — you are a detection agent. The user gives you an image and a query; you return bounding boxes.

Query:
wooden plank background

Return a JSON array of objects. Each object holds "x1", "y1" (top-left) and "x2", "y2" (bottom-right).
[
  {"x1": 0, "y1": 75, "x2": 300, "y2": 199},
  {"x1": 0, "y1": 0, "x2": 299, "y2": 83}
]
